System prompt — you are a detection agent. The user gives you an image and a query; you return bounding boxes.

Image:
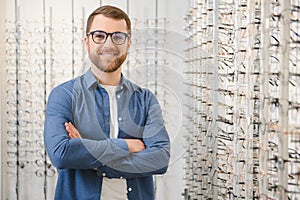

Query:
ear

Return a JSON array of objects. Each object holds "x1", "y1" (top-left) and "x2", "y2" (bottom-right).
[
  {"x1": 127, "y1": 38, "x2": 132, "y2": 49},
  {"x1": 84, "y1": 36, "x2": 89, "y2": 49}
]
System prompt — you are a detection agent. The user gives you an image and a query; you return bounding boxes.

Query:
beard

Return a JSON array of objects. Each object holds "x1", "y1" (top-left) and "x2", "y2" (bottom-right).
[{"x1": 88, "y1": 46, "x2": 128, "y2": 73}]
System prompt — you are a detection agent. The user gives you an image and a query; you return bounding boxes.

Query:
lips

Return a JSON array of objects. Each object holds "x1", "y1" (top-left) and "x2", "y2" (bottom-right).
[
  {"x1": 100, "y1": 52, "x2": 116, "y2": 55},
  {"x1": 99, "y1": 50, "x2": 118, "y2": 55}
]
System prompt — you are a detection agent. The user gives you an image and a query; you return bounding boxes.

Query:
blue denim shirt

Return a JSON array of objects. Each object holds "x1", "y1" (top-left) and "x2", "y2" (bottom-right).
[{"x1": 44, "y1": 69, "x2": 170, "y2": 200}]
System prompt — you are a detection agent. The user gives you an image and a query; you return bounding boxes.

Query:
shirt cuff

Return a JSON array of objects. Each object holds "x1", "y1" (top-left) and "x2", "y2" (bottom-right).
[{"x1": 110, "y1": 138, "x2": 129, "y2": 151}]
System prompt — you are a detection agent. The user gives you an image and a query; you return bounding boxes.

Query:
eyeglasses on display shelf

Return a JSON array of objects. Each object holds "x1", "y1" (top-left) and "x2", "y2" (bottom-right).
[{"x1": 183, "y1": 0, "x2": 300, "y2": 199}]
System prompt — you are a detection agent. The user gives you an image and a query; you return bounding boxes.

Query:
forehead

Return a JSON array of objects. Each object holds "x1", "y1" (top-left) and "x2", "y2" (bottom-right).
[{"x1": 90, "y1": 14, "x2": 127, "y2": 32}]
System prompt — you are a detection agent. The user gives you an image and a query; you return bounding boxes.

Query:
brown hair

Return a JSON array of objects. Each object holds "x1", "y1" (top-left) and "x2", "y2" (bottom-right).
[{"x1": 86, "y1": 5, "x2": 131, "y2": 35}]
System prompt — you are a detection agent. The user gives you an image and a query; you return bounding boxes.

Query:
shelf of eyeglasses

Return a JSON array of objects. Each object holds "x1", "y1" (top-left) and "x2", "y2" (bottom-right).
[
  {"x1": 266, "y1": 178, "x2": 300, "y2": 195},
  {"x1": 5, "y1": 67, "x2": 74, "y2": 79},
  {"x1": 8, "y1": 96, "x2": 41, "y2": 110},
  {"x1": 5, "y1": 88, "x2": 46, "y2": 100},
  {"x1": 216, "y1": 127, "x2": 252, "y2": 146},
  {"x1": 184, "y1": 88, "x2": 300, "y2": 109},
  {"x1": 6, "y1": 106, "x2": 45, "y2": 117},
  {"x1": 5, "y1": 159, "x2": 56, "y2": 177}
]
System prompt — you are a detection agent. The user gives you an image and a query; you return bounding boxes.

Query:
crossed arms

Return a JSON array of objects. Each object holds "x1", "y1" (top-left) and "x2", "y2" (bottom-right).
[
  {"x1": 65, "y1": 122, "x2": 145, "y2": 153},
  {"x1": 44, "y1": 83, "x2": 170, "y2": 177}
]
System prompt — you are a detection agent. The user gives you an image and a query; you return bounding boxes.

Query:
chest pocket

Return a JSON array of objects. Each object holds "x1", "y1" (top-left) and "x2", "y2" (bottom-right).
[{"x1": 72, "y1": 85, "x2": 107, "y2": 140}]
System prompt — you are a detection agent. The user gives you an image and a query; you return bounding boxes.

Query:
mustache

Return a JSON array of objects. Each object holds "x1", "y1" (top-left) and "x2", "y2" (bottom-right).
[{"x1": 95, "y1": 47, "x2": 119, "y2": 55}]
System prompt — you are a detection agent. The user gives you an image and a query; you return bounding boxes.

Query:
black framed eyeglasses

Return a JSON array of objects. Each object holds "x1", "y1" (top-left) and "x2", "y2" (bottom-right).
[{"x1": 87, "y1": 30, "x2": 130, "y2": 45}]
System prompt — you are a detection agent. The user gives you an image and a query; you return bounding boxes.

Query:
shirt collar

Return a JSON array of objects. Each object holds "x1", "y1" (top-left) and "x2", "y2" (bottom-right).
[
  {"x1": 85, "y1": 69, "x2": 98, "y2": 89},
  {"x1": 85, "y1": 68, "x2": 130, "y2": 91}
]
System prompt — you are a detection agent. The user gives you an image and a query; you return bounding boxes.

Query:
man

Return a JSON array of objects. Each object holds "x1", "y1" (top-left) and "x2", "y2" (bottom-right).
[{"x1": 44, "y1": 5, "x2": 170, "y2": 200}]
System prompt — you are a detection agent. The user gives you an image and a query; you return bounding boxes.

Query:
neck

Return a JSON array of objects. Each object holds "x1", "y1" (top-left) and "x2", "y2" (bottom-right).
[{"x1": 91, "y1": 66, "x2": 121, "y2": 86}]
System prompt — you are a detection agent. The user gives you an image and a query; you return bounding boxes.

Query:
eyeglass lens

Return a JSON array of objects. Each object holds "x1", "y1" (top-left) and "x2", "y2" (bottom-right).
[{"x1": 91, "y1": 31, "x2": 127, "y2": 45}]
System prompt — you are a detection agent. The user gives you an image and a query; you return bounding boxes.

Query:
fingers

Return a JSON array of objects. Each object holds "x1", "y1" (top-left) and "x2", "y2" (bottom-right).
[
  {"x1": 124, "y1": 139, "x2": 145, "y2": 153},
  {"x1": 65, "y1": 122, "x2": 81, "y2": 138}
]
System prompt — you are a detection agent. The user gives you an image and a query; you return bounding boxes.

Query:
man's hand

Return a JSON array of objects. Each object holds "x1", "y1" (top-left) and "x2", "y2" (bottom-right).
[
  {"x1": 65, "y1": 122, "x2": 145, "y2": 153},
  {"x1": 125, "y1": 139, "x2": 145, "y2": 153},
  {"x1": 65, "y1": 122, "x2": 81, "y2": 138}
]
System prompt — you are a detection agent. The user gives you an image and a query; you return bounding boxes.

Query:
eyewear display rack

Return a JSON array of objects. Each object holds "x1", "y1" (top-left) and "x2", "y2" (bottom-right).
[
  {"x1": 1, "y1": 0, "x2": 188, "y2": 199},
  {"x1": 2, "y1": 0, "x2": 86, "y2": 199},
  {"x1": 183, "y1": 0, "x2": 300, "y2": 199}
]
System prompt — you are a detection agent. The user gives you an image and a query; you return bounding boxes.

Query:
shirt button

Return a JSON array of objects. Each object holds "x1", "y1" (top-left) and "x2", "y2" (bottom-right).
[
  {"x1": 128, "y1": 187, "x2": 132, "y2": 192},
  {"x1": 117, "y1": 94, "x2": 121, "y2": 99},
  {"x1": 120, "y1": 86, "x2": 123, "y2": 90},
  {"x1": 118, "y1": 117, "x2": 122, "y2": 121},
  {"x1": 120, "y1": 176, "x2": 123, "y2": 179},
  {"x1": 102, "y1": 173, "x2": 106, "y2": 177}
]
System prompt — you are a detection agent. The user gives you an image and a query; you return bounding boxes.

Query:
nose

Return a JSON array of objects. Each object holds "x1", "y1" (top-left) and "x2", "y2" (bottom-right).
[{"x1": 103, "y1": 35, "x2": 114, "y2": 46}]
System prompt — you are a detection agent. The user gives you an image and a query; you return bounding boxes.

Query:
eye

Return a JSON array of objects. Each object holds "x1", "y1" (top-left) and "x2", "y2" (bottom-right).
[
  {"x1": 112, "y1": 33, "x2": 125, "y2": 41},
  {"x1": 93, "y1": 31, "x2": 106, "y2": 40}
]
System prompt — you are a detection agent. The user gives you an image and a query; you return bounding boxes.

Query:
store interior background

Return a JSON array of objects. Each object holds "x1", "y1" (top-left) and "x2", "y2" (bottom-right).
[
  {"x1": 0, "y1": 0, "x2": 188, "y2": 199},
  {"x1": 2, "y1": 0, "x2": 300, "y2": 200}
]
